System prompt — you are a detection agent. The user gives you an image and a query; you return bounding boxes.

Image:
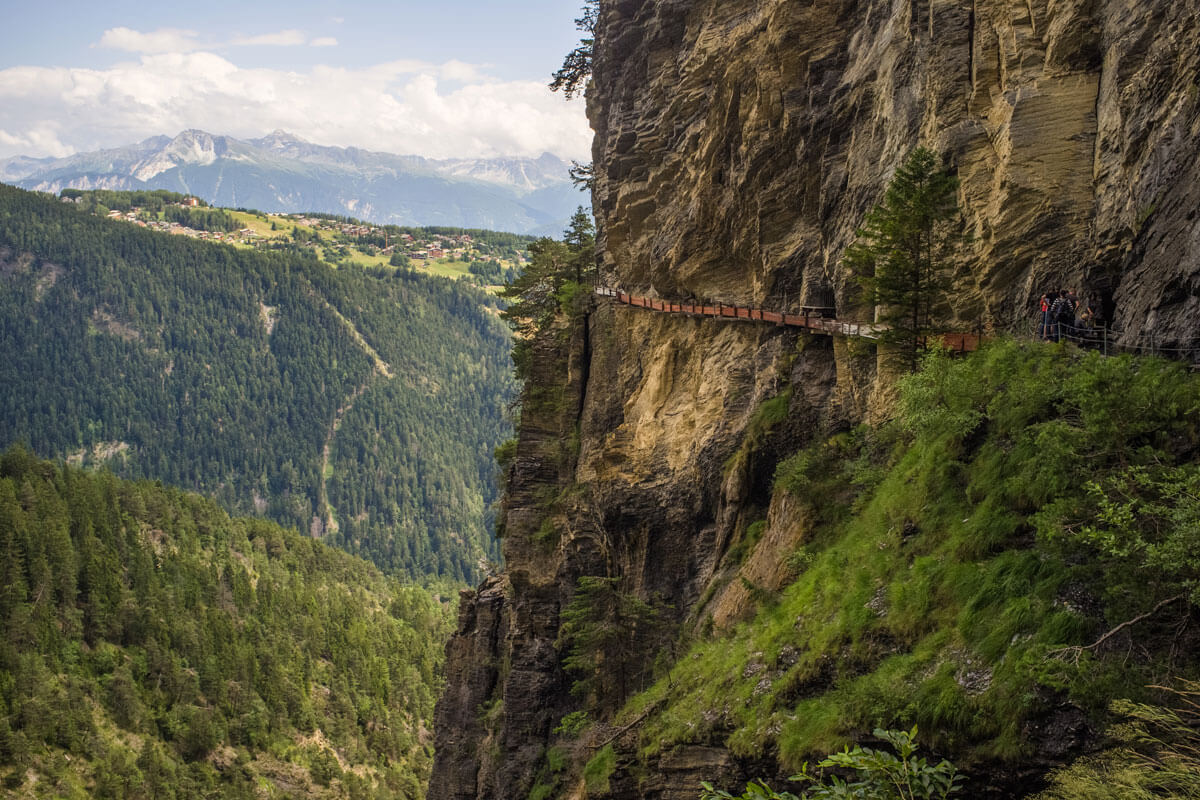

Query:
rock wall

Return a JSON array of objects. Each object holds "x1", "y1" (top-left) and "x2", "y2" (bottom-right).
[
  {"x1": 430, "y1": 1, "x2": 1200, "y2": 798},
  {"x1": 431, "y1": 296, "x2": 840, "y2": 799},
  {"x1": 589, "y1": 0, "x2": 1200, "y2": 344}
]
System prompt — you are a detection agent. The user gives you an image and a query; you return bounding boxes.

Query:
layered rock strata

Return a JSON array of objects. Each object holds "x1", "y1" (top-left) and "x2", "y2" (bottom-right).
[{"x1": 590, "y1": 0, "x2": 1199, "y2": 346}]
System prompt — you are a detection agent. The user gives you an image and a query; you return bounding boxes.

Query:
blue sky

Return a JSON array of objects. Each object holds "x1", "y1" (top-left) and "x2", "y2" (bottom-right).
[{"x1": 0, "y1": 0, "x2": 592, "y2": 160}]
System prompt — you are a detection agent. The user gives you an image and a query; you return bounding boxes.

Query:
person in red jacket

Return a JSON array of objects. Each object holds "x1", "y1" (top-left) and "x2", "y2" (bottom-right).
[{"x1": 1037, "y1": 291, "x2": 1053, "y2": 340}]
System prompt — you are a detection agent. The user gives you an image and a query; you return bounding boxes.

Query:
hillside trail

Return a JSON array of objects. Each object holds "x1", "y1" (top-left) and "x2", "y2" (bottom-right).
[
  {"x1": 595, "y1": 288, "x2": 1200, "y2": 365},
  {"x1": 305, "y1": 286, "x2": 394, "y2": 536}
]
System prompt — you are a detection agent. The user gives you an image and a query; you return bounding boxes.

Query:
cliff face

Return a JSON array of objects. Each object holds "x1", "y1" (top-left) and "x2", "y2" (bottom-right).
[
  {"x1": 590, "y1": 0, "x2": 1199, "y2": 342},
  {"x1": 430, "y1": 1, "x2": 1200, "y2": 798},
  {"x1": 432, "y1": 299, "x2": 839, "y2": 800}
]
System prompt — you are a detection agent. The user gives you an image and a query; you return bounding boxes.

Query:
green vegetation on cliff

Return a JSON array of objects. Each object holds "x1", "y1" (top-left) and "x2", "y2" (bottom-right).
[
  {"x1": 845, "y1": 146, "x2": 965, "y2": 372},
  {"x1": 616, "y1": 340, "x2": 1200, "y2": 784},
  {"x1": 1036, "y1": 681, "x2": 1200, "y2": 799},
  {"x1": 499, "y1": 206, "x2": 595, "y2": 382},
  {"x1": 0, "y1": 447, "x2": 453, "y2": 799},
  {"x1": 0, "y1": 184, "x2": 513, "y2": 581}
]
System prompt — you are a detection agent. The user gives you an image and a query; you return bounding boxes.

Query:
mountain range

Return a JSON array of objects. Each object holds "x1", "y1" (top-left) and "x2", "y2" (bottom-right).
[{"x1": 0, "y1": 129, "x2": 585, "y2": 235}]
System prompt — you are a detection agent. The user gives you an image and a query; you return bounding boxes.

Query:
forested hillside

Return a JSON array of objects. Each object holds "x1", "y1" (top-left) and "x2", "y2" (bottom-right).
[
  {"x1": 0, "y1": 447, "x2": 453, "y2": 799},
  {"x1": 0, "y1": 184, "x2": 513, "y2": 580}
]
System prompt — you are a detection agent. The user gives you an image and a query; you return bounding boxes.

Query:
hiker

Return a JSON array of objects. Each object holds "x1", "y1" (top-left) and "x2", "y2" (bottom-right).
[
  {"x1": 1074, "y1": 296, "x2": 1094, "y2": 331},
  {"x1": 1050, "y1": 290, "x2": 1075, "y2": 341},
  {"x1": 1037, "y1": 292, "x2": 1053, "y2": 339}
]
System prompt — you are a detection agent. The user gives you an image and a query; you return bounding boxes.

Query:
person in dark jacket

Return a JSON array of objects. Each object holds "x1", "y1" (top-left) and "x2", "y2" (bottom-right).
[{"x1": 1050, "y1": 290, "x2": 1075, "y2": 341}]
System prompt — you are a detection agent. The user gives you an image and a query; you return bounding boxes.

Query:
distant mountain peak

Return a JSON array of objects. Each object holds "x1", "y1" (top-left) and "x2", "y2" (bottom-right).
[
  {"x1": 2, "y1": 130, "x2": 585, "y2": 234},
  {"x1": 257, "y1": 129, "x2": 309, "y2": 148}
]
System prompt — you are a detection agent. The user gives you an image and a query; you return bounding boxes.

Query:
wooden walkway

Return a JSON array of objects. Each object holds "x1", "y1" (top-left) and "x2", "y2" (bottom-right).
[{"x1": 594, "y1": 287, "x2": 984, "y2": 353}]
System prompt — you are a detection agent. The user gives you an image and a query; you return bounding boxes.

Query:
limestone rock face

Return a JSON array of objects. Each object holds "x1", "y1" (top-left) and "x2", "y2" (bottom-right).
[
  {"x1": 590, "y1": 0, "x2": 1199, "y2": 347},
  {"x1": 431, "y1": 296, "x2": 839, "y2": 800},
  {"x1": 431, "y1": 1, "x2": 1200, "y2": 798}
]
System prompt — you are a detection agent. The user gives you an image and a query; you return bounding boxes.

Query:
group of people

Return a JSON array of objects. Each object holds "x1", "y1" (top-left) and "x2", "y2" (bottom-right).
[{"x1": 1037, "y1": 289, "x2": 1097, "y2": 341}]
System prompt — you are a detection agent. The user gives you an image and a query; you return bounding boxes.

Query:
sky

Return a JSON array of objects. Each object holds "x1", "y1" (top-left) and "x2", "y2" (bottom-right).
[{"x1": 0, "y1": 0, "x2": 592, "y2": 161}]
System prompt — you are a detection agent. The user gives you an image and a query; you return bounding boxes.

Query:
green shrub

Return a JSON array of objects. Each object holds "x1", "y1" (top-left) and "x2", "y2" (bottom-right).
[
  {"x1": 553, "y1": 710, "x2": 590, "y2": 737},
  {"x1": 584, "y1": 744, "x2": 617, "y2": 795},
  {"x1": 495, "y1": 438, "x2": 518, "y2": 470},
  {"x1": 702, "y1": 727, "x2": 961, "y2": 800}
]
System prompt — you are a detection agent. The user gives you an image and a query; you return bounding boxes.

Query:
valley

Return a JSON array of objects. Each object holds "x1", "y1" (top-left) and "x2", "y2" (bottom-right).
[
  {"x1": 0, "y1": 447, "x2": 455, "y2": 799},
  {"x1": 0, "y1": 184, "x2": 516, "y2": 583}
]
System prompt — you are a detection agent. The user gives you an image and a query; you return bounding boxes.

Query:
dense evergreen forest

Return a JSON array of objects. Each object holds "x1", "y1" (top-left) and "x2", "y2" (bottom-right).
[
  {"x1": 0, "y1": 447, "x2": 454, "y2": 798},
  {"x1": 0, "y1": 184, "x2": 513, "y2": 581},
  {"x1": 60, "y1": 189, "x2": 209, "y2": 212}
]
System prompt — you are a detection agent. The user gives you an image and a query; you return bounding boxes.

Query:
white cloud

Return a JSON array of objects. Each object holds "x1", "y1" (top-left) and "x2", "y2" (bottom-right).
[
  {"x1": 0, "y1": 124, "x2": 73, "y2": 159},
  {"x1": 97, "y1": 27, "x2": 201, "y2": 54},
  {"x1": 96, "y1": 26, "x2": 339, "y2": 53},
  {"x1": 230, "y1": 29, "x2": 308, "y2": 47},
  {"x1": 440, "y1": 60, "x2": 485, "y2": 83},
  {"x1": 0, "y1": 53, "x2": 591, "y2": 161}
]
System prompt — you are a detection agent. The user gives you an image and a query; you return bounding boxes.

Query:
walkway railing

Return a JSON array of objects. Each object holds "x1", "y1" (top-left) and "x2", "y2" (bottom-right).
[
  {"x1": 594, "y1": 287, "x2": 984, "y2": 353},
  {"x1": 1031, "y1": 320, "x2": 1200, "y2": 365},
  {"x1": 595, "y1": 287, "x2": 1197, "y2": 366}
]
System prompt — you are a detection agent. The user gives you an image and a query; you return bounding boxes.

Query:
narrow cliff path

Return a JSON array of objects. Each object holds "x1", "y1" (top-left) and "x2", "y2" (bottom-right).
[
  {"x1": 596, "y1": 288, "x2": 1200, "y2": 364},
  {"x1": 594, "y1": 287, "x2": 985, "y2": 351}
]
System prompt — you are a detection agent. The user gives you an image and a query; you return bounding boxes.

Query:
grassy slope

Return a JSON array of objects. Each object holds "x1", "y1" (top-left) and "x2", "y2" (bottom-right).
[
  {"x1": 223, "y1": 210, "x2": 509, "y2": 286},
  {"x1": 622, "y1": 340, "x2": 1200, "y2": 778}
]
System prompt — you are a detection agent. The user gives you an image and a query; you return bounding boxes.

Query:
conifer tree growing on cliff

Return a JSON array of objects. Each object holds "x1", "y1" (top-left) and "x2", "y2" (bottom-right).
[
  {"x1": 563, "y1": 206, "x2": 596, "y2": 284},
  {"x1": 550, "y1": 0, "x2": 598, "y2": 99},
  {"x1": 556, "y1": 576, "x2": 669, "y2": 710},
  {"x1": 499, "y1": 209, "x2": 596, "y2": 379},
  {"x1": 844, "y1": 146, "x2": 964, "y2": 372}
]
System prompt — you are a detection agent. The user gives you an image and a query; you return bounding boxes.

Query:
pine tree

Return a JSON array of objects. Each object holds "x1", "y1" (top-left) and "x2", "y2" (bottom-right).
[
  {"x1": 844, "y1": 147, "x2": 964, "y2": 372},
  {"x1": 550, "y1": 1, "x2": 599, "y2": 99},
  {"x1": 556, "y1": 577, "x2": 669, "y2": 711},
  {"x1": 563, "y1": 206, "x2": 596, "y2": 284}
]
